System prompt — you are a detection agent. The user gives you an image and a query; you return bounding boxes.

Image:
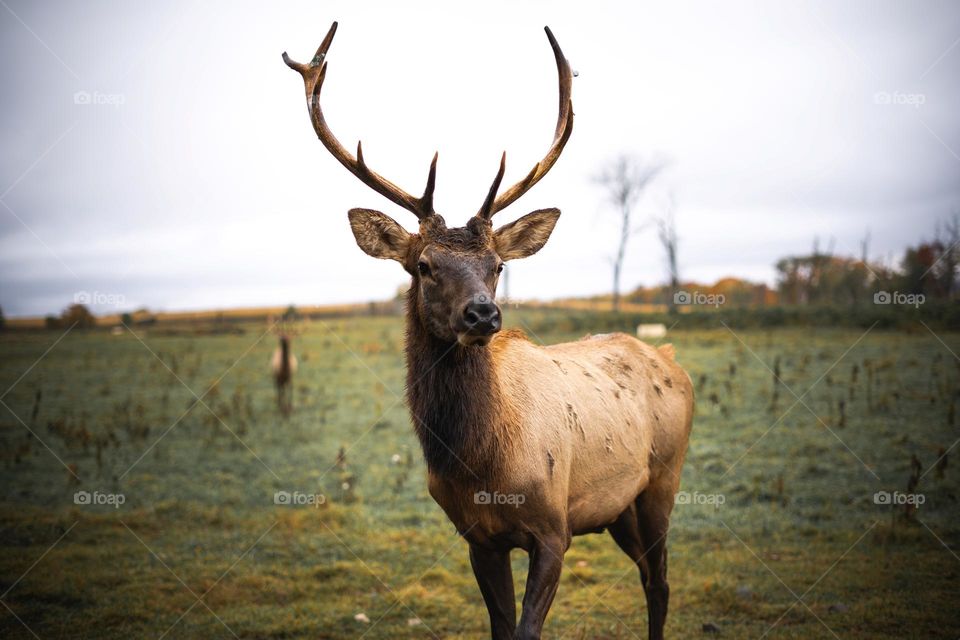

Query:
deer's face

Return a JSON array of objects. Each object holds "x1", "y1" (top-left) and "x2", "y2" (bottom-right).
[
  {"x1": 348, "y1": 209, "x2": 560, "y2": 346},
  {"x1": 414, "y1": 219, "x2": 502, "y2": 346}
]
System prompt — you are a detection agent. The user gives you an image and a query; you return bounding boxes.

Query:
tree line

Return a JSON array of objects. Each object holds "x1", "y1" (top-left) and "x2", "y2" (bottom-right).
[{"x1": 594, "y1": 154, "x2": 957, "y2": 311}]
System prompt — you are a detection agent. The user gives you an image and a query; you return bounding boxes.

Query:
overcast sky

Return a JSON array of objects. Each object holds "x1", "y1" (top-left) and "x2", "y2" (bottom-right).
[{"x1": 1, "y1": 0, "x2": 959, "y2": 317}]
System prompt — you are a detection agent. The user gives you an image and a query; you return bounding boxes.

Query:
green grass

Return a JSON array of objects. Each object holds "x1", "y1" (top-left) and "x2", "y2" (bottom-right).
[{"x1": 1, "y1": 315, "x2": 958, "y2": 639}]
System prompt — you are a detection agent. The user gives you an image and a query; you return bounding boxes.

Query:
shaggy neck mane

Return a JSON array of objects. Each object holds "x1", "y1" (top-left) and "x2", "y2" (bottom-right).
[{"x1": 404, "y1": 288, "x2": 512, "y2": 481}]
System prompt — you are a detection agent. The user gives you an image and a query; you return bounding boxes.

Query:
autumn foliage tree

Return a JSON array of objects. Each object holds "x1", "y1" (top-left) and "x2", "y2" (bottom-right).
[{"x1": 58, "y1": 303, "x2": 96, "y2": 329}]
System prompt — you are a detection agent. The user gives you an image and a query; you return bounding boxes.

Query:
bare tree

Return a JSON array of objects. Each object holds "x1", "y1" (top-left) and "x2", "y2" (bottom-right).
[
  {"x1": 657, "y1": 194, "x2": 680, "y2": 313},
  {"x1": 935, "y1": 212, "x2": 959, "y2": 298},
  {"x1": 859, "y1": 230, "x2": 871, "y2": 265},
  {"x1": 594, "y1": 154, "x2": 664, "y2": 312}
]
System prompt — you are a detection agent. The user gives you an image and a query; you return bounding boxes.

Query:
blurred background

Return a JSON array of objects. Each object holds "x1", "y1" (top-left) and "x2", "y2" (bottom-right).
[
  {"x1": 1, "y1": 2, "x2": 959, "y2": 639},
  {"x1": 1, "y1": 0, "x2": 958, "y2": 321}
]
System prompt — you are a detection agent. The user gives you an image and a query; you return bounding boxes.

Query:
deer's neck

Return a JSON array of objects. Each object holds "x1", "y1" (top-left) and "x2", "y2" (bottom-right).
[{"x1": 404, "y1": 292, "x2": 511, "y2": 481}]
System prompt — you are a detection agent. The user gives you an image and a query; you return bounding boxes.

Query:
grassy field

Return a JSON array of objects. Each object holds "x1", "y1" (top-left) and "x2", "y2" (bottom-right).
[{"x1": 0, "y1": 313, "x2": 958, "y2": 639}]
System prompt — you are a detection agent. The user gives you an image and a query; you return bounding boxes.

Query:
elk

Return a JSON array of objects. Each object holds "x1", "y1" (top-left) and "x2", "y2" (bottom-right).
[
  {"x1": 284, "y1": 23, "x2": 693, "y2": 640},
  {"x1": 270, "y1": 325, "x2": 298, "y2": 416}
]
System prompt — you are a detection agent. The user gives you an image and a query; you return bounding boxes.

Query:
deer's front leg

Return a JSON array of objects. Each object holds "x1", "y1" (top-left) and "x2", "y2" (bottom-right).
[
  {"x1": 470, "y1": 544, "x2": 516, "y2": 640},
  {"x1": 515, "y1": 534, "x2": 567, "y2": 640}
]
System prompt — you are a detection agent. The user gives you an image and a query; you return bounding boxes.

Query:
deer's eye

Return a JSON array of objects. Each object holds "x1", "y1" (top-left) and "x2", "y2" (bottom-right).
[
  {"x1": 418, "y1": 261, "x2": 431, "y2": 277},
  {"x1": 496, "y1": 263, "x2": 504, "y2": 274}
]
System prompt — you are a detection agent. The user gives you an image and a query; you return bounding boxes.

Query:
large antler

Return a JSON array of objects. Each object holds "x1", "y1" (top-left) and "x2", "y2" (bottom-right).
[
  {"x1": 283, "y1": 22, "x2": 438, "y2": 220},
  {"x1": 476, "y1": 26, "x2": 574, "y2": 221}
]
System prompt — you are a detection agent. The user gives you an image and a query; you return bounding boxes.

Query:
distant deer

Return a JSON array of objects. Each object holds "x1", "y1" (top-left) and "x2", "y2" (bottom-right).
[
  {"x1": 285, "y1": 23, "x2": 693, "y2": 640},
  {"x1": 270, "y1": 325, "x2": 298, "y2": 416}
]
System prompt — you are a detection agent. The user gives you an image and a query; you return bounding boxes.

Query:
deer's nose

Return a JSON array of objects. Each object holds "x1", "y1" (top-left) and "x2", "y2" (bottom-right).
[{"x1": 463, "y1": 297, "x2": 501, "y2": 335}]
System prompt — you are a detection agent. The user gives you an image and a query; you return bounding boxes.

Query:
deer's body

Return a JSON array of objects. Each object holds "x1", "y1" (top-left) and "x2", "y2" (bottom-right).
[
  {"x1": 412, "y1": 328, "x2": 692, "y2": 547},
  {"x1": 284, "y1": 22, "x2": 693, "y2": 639}
]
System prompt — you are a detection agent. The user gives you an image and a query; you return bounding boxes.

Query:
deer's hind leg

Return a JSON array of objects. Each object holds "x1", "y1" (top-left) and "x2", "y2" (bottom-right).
[
  {"x1": 636, "y1": 479, "x2": 676, "y2": 640},
  {"x1": 608, "y1": 504, "x2": 655, "y2": 634},
  {"x1": 608, "y1": 502, "x2": 650, "y2": 583},
  {"x1": 608, "y1": 479, "x2": 676, "y2": 640}
]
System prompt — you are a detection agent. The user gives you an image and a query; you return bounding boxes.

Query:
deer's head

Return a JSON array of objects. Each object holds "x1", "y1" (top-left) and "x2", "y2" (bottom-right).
[{"x1": 284, "y1": 23, "x2": 573, "y2": 346}]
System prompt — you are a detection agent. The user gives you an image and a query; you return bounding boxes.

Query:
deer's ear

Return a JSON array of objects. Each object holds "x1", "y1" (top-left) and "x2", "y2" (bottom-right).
[
  {"x1": 348, "y1": 208, "x2": 412, "y2": 263},
  {"x1": 493, "y1": 208, "x2": 560, "y2": 261}
]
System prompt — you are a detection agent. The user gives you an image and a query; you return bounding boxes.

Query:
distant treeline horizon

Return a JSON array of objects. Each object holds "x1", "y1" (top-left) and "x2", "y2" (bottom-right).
[{"x1": 4, "y1": 216, "x2": 956, "y2": 332}]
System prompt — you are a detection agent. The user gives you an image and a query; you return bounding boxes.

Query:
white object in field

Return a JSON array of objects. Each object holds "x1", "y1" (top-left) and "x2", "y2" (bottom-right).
[{"x1": 636, "y1": 323, "x2": 667, "y2": 339}]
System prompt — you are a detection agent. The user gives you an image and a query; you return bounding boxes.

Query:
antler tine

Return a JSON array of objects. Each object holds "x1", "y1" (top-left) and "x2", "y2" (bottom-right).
[
  {"x1": 478, "y1": 152, "x2": 507, "y2": 221},
  {"x1": 283, "y1": 22, "x2": 436, "y2": 220},
  {"x1": 479, "y1": 26, "x2": 575, "y2": 220},
  {"x1": 421, "y1": 152, "x2": 439, "y2": 215}
]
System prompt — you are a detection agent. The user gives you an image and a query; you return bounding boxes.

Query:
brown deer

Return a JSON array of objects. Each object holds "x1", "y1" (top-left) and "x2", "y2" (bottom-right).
[
  {"x1": 270, "y1": 325, "x2": 298, "y2": 416},
  {"x1": 284, "y1": 23, "x2": 693, "y2": 640}
]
